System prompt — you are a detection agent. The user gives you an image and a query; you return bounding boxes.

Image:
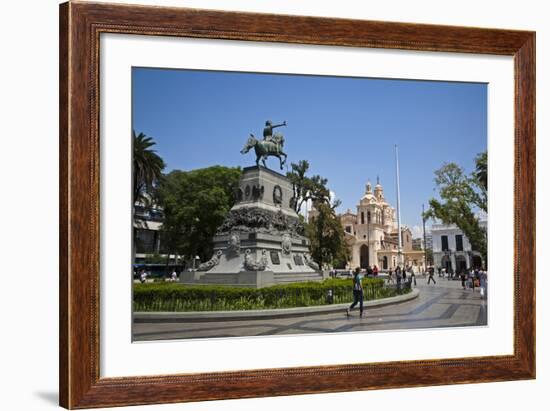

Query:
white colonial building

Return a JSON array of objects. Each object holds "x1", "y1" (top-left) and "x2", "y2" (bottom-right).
[
  {"x1": 336, "y1": 179, "x2": 425, "y2": 272},
  {"x1": 431, "y1": 221, "x2": 486, "y2": 272}
]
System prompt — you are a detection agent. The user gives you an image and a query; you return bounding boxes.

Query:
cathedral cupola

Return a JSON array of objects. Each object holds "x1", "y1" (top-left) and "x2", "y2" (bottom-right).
[
  {"x1": 374, "y1": 176, "x2": 384, "y2": 200},
  {"x1": 366, "y1": 180, "x2": 372, "y2": 194}
]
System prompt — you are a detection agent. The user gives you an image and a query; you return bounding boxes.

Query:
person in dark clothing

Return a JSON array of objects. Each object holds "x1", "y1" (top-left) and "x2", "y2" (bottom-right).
[
  {"x1": 460, "y1": 271, "x2": 466, "y2": 289},
  {"x1": 347, "y1": 267, "x2": 364, "y2": 318},
  {"x1": 427, "y1": 266, "x2": 436, "y2": 285},
  {"x1": 396, "y1": 267, "x2": 402, "y2": 290}
]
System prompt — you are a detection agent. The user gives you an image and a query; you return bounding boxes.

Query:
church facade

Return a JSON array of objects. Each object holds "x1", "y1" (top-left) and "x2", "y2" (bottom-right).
[{"x1": 338, "y1": 179, "x2": 425, "y2": 272}]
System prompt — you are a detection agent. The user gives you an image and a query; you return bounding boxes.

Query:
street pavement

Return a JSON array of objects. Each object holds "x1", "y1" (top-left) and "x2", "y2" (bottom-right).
[{"x1": 133, "y1": 276, "x2": 487, "y2": 341}]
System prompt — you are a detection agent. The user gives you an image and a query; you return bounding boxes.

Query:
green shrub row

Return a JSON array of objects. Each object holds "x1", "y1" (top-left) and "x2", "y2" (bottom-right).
[{"x1": 133, "y1": 278, "x2": 410, "y2": 312}]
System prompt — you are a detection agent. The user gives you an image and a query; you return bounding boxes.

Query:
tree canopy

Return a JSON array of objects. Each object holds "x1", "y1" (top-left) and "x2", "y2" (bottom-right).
[
  {"x1": 155, "y1": 166, "x2": 241, "y2": 263},
  {"x1": 306, "y1": 201, "x2": 349, "y2": 269},
  {"x1": 287, "y1": 160, "x2": 341, "y2": 213},
  {"x1": 424, "y1": 151, "x2": 488, "y2": 263},
  {"x1": 287, "y1": 160, "x2": 347, "y2": 268}
]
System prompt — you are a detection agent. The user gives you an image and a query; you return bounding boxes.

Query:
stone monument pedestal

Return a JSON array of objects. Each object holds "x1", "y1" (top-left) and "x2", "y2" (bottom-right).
[{"x1": 180, "y1": 166, "x2": 323, "y2": 288}]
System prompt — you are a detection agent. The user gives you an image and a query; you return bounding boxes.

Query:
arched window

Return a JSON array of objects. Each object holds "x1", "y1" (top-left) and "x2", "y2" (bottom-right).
[
  {"x1": 361, "y1": 212, "x2": 365, "y2": 224},
  {"x1": 367, "y1": 211, "x2": 371, "y2": 223}
]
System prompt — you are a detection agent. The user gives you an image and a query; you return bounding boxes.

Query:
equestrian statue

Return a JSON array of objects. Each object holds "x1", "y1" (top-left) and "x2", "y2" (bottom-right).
[{"x1": 240, "y1": 120, "x2": 288, "y2": 170}]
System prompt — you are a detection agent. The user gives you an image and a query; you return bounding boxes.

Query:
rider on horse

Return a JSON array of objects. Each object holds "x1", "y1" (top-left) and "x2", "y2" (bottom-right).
[
  {"x1": 263, "y1": 120, "x2": 286, "y2": 149},
  {"x1": 241, "y1": 120, "x2": 288, "y2": 170}
]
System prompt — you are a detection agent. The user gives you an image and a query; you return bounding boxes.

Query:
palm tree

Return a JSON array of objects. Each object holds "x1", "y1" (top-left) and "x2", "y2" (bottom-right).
[
  {"x1": 133, "y1": 130, "x2": 165, "y2": 205},
  {"x1": 474, "y1": 151, "x2": 487, "y2": 192}
]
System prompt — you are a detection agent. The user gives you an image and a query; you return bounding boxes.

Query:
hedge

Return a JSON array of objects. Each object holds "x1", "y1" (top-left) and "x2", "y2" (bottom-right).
[{"x1": 133, "y1": 278, "x2": 410, "y2": 312}]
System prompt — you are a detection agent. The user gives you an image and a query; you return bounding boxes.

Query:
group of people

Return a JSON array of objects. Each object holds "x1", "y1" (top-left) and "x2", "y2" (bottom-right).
[
  {"x1": 347, "y1": 265, "x2": 417, "y2": 318},
  {"x1": 330, "y1": 265, "x2": 380, "y2": 279},
  {"x1": 459, "y1": 268, "x2": 488, "y2": 298},
  {"x1": 387, "y1": 265, "x2": 417, "y2": 287},
  {"x1": 135, "y1": 269, "x2": 179, "y2": 283},
  {"x1": 346, "y1": 264, "x2": 489, "y2": 317}
]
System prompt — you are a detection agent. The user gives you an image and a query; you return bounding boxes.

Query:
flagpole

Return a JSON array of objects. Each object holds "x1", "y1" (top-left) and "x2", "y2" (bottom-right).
[
  {"x1": 395, "y1": 144, "x2": 403, "y2": 267},
  {"x1": 422, "y1": 203, "x2": 427, "y2": 272}
]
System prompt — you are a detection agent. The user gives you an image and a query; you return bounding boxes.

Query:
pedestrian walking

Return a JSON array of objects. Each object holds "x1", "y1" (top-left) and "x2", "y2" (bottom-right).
[
  {"x1": 460, "y1": 271, "x2": 466, "y2": 289},
  {"x1": 427, "y1": 266, "x2": 436, "y2": 285},
  {"x1": 388, "y1": 268, "x2": 394, "y2": 285},
  {"x1": 410, "y1": 266, "x2": 417, "y2": 286},
  {"x1": 346, "y1": 267, "x2": 364, "y2": 318},
  {"x1": 367, "y1": 265, "x2": 373, "y2": 277},
  {"x1": 140, "y1": 269, "x2": 147, "y2": 284},
  {"x1": 480, "y1": 269, "x2": 488, "y2": 299},
  {"x1": 474, "y1": 269, "x2": 481, "y2": 292},
  {"x1": 396, "y1": 267, "x2": 402, "y2": 291}
]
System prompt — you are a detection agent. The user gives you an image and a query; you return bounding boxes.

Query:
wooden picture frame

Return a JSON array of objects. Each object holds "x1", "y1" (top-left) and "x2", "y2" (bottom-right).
[{"x1": 59, "y1": 1, "x2": 535, "y2": 408}]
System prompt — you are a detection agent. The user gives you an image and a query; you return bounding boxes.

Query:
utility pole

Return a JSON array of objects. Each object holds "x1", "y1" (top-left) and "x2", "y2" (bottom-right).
[{"x1": 395, "y1": 145, "x2": 403, "y2": 267}]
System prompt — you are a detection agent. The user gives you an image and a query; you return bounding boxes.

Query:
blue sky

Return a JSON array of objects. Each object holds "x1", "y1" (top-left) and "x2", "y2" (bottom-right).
[{"x1": 132, "y1": 67, "x2": 487, "y2": 237}]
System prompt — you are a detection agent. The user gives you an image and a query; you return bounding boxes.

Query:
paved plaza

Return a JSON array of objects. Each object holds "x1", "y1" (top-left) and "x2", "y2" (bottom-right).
[{"x1": 133, "y1": 278, "x2": 487, "y2": 341}]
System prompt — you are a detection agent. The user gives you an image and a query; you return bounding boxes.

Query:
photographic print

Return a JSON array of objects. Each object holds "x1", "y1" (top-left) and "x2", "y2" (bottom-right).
[{"x1": 131, "y1": 68, "x2": 488, "y2": 342}]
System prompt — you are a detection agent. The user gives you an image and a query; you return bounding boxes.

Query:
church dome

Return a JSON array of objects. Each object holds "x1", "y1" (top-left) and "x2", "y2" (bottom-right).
[
  {"x1": 374, "y1": 176, "x2": 384, "y2": 199},
  {"x1": 360, "y1": 180, "x2": 375, "y2": 203}
]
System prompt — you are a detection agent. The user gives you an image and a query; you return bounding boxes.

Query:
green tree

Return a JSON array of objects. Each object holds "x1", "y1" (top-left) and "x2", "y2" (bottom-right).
[
  {"x1": 155, "y1": 166, "x2": 241, "y2": 264},
  {"x1": 133, "y1": 130, "x2": 165, "y2": 204},
  {"x1": 306, "y1": 202, "x2": 349, "y2": 269},
  {"x1": 286, "y1": 160, "x2": 308, "y2": 212},
  {"x1": 287, "y1": 160, "x2": 340, "y2": 213},
  {"x1": 425, "y1": 151, "x2": 488, "y2": 263}
]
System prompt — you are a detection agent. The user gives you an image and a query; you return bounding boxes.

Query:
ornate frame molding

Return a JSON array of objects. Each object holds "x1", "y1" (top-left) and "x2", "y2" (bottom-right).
[{"x1": 59, "y1": 2, "x2": 535, "y2": 408}]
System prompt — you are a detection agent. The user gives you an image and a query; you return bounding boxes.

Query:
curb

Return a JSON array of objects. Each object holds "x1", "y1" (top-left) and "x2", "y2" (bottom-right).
[{"x1": 134, "y1": 288, "x2": 420, "y2": 323}]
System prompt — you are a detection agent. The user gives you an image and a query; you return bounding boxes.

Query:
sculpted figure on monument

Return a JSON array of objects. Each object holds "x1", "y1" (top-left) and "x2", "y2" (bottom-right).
[
  {"x1": 217, "y1": 207, "x2": 305, "y2": 237},
  {"x1": 240, "y1": 120, "x2": 288, "y2": 170},
  {"x1": 251, "y1": 184, "x2": 264, "y2": 200},
  {"x1": 234, "y1": 187, "x2": 243, "y2": 202},
  {"x1": 197, "y1": 250, "x2": 223, "y2": 271},
  {"x1": 281, "y1": 234, "x2": 292, "y2": 255},
  {"x1": 227, "y1": 232, "x2": 241, "y2": 256},
  {"x1": 304, "y1": 253, "x2": 320, "y2": 271},
  {"x1": 263, "y1": 120, "x2": 286, "y2": 143},
  {"x1": 273, "y1": 185, "x2": 283, "y2": 205},
  {"x1": 244, "y1": 249, "x2": 268, "y2": 271}
]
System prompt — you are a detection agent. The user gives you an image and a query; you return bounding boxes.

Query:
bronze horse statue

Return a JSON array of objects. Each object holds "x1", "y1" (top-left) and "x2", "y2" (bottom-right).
[{"x1": 240, "y1": 133, "x2": 288, "y2": 170}]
